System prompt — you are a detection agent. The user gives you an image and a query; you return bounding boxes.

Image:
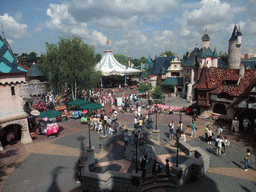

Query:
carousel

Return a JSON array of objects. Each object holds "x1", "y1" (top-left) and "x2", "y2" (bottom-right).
[{"x1": 95, "y1": 38, "x2": 141, "y2": 88}]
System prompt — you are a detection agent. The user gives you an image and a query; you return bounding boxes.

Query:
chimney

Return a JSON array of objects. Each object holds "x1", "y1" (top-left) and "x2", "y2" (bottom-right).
[{"x1": 239, "y1": 64, "x2": 245, "y2": 79}]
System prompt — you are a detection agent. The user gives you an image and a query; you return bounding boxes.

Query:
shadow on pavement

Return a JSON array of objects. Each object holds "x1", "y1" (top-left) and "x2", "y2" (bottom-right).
[
  {"x1": 47, "y1": 166, "x2": 66, "y2": 192},
  {"x1": 238, "y1": 183, "x2": 252, "y2": 192},
  {"x1": 231, "y1": 161, "x2": 243, "y2": 169}
]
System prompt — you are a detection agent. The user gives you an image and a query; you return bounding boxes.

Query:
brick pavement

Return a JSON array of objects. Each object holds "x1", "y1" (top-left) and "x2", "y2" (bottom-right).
[{"x1": 1, "y1": 93, "x2": 256, "y2": 191}]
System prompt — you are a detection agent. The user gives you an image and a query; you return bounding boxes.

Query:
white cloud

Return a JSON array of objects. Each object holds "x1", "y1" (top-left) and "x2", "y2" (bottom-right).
[
  {"x1": 6, "y1": 39, "x2": 14, "y2": 44},
  {"x1": 0, "y1": 13, "x2": 30, "y2": 39},
  {"x1": 178, "y1": 0, "x2": 245, "y2": 38},
  {"x1": 90, "y1": 30, "x2": 108, "y2": 46},
  {"x1": 93, "y1": 16, "x2": 137, "y2": 28},
  {"x1": 35, "y1": 27, "x2": 42, "y2": 32}
]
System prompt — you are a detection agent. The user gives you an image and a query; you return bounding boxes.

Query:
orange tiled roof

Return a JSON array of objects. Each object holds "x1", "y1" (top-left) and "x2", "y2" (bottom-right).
[{"x1": 209, "y1": 68, "x2": 255, "y2": 96}]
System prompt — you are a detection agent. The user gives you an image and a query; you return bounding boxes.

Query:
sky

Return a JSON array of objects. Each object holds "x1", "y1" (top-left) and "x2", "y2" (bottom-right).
[{"x1": 0, "y1": 0, "x2": 255, "y2": 59}]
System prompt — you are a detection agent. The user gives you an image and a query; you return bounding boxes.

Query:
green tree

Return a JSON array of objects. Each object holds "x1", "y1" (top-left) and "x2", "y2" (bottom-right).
[
  {"x1": 160, "y1": 50, "x2": 175, "y2": 57},
  {"x1": 40, "y1": 35, "x2": 101, "y2": 99},
  {"x1": 183, "y1": 51, "x2": 189, "y2": 61},
  {"x1": 95, "y1": 53, "x2": 102, "y2": 63},
  {"x1": 151, "y1": 85, "x2": 165, "y2": 104},
  {"x1": 114, "y1": 54, "x2": 128, "y2": 66},
  {"x1": 28, "y1": 51, "x2": 38, "y2": 63},
  {"x1": 137, "y1": 83, "x2": 152, "y2": 94}
]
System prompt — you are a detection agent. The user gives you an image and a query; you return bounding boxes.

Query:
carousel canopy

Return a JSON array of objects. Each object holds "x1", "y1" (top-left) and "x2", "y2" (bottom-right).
[{"x1": 95, "y1": 39, "x2": 141, "y2": 76}]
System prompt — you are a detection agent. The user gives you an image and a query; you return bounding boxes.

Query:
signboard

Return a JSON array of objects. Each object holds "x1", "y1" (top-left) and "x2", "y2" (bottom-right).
[{"x1": 117, "y1": 97, "x2": 123, "y2": 107}]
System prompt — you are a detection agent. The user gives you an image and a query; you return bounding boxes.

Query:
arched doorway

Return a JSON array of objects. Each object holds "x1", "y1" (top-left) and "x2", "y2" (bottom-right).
[
  {"x1": 213, "y1": 103, "x2": 227, "y2": 115},
  {"x1": 0, "y1": 124, "x2": 22, "y2": 148},
  {"x1": 238, "y1": 109, "x2": 256, "y2": 133}
]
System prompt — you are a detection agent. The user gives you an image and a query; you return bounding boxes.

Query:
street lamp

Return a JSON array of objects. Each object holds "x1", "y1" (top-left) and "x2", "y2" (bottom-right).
[
  {"x1": 179, "y1": 111, "x2": 182, "y2": 122},
  {"x1": 88, "y1": 114, "x2": 92, "y2": 148},
  {"x1": 102, "y1": 110, "x2": 106, "y2": 136},
  {"x1": 176, "y1": 127, "x2": 181, "y2": 167},
  {"x1": 135, "y1": 135, "x2": 139, "y2": 173},
  {"x1": 155, "y1": 105, "x2": 158, "y2": 130}
]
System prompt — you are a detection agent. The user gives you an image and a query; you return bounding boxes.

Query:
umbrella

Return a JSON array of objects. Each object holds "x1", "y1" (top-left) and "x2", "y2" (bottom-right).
[
  {"x1": 80, "y1": 102, "x2": 103, "y2": 110},
  {"x1": 68, "y1": 99, "x2": 89, "y2": 106},
  {"x1": 38, "y1": 110, "x2": 62, "y2": 118}
]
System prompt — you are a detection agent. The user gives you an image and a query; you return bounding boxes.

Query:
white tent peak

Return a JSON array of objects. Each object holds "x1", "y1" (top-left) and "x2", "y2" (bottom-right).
[{"x1": 96, "y1": 39, "x2": 141, "y2": 76}]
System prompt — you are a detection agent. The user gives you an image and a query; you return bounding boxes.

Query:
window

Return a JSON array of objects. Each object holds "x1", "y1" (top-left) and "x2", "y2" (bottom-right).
[
  {"x1": 171, "y1": 72, "x2": 180, "y2": 76},
  {"x1": 199, "y1": 92, "x2": 206, "y2": 99},
  {"x1": 186, "y1": 68, "x2": 190, "y2": 74},
  {"x1": 11, "y1": 86, "x2": 15, "y2": 96},
  {"x1": 185, "y1": 77, "x2": 190, "y2": 83},
  {"x1": 223, "y1": 80, "x2": 238, "y2": 86},
  {"x1": 218, "y1": 93, "x2": 233, "y2": 100}
]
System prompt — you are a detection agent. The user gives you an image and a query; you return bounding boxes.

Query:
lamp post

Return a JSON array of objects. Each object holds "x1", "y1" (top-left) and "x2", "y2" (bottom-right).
[
  {"x1": 155, "y1": 105, "x2": 158, "y2": 130},
  {"x1": 176, "y1": 127, "x2": 181, "y2": 167},
  {"x1": 88, "y1": 113, "x2": 92, "y2": 148},
  {"x1": 135, "y1": 136, "x2": 139, "y2": 173},
  {"x1": 103, "y1": 110, "x2": 106, "y2": 136},
  {"x1": 179, "y1": 111, "x2": 182, "y2": 122}
]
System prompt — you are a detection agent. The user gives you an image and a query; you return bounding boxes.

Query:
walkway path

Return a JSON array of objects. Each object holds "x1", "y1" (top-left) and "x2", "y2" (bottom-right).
[{"x1": 0, "y1": 94, "x2": 255, "y2": 192}]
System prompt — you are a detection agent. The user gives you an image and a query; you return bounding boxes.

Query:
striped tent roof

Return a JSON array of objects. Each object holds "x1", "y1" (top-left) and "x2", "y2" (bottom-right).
[
  {"x1": 95, "y1": 40, "x2": 141, "y2": 76},
  {"x1": 0, "y1": 36, "x2": 27, "y2": 74}
]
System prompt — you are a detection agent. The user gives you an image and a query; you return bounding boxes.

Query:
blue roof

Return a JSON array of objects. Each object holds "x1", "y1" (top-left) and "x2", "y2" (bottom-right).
[
  {"x1": 150, "y1": 56, "x2": 174, "y2": 75},
  {"x1": 197, "y1": 48, "x2": 214, "y2": 58},
  {"x1": 162, "y1": 77, "x2": 183, "y2": 86},
  {"x1": 27, "y1": 64, "x2": 44, "y2": 77},
  {"x1": 145, "y1": 55, "x2": 154, "y2": 70},
  {"x1": 241, "y1": 60, "x2": 256, "y2": 69},
  {"x1": 218, "y1": 57, "x2": 229, "y2": 68},
  {"x1": 202, "y1": 33, "x2": 210, "y2": 41},
  {"x1": 183, "y1": 47, "x2": 200, "y2": 67},
  {"x1": 0, "y1": 36, "x2": 27, "y2": 74}
]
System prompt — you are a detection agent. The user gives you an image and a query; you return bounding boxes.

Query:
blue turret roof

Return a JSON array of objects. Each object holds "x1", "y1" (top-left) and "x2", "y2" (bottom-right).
[
  {"x1": 197, "y1": 47, "x2": 214, "y2": 58},
  {"x1": 202, "y1": 33, "x2": 210, "y2": 41},
  {"x1": 0, "y1": 36, "x2": 27, "y2": 74},
  {"x1": 229, "y1": 25, "x2": 241, "y2": 42},
  {"x1": 27, "y1": 63, "x2": 44, "y2": 77},
  {"x1": 183, "y1": 47, "x2": 200, "y2": 67},
  {"x1": 145, "y1": 55, "x2": 154, "y2": 70},
  {"x1": 150, "y1": 56, "x2": 174, "y2": 75},
  {"x1": 213, "y1": 48, "x2": 218, "y2": 58}
]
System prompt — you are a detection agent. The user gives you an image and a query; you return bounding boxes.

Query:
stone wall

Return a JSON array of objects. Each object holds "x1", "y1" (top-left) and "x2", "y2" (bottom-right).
[
  {"x1": 82, "y1": 135, "x2": 210, "y2": 191},
  {"x1": 172, "y1": 140, "x2": 210, "y2": 186},
  {"x1": 81, "y1": 147, "x2": 142, "y2": 192}
]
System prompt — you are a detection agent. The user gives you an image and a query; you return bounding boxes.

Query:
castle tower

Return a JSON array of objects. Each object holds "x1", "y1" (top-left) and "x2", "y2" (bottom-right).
[
  {"x1": 228, "y1": 25, "x2": 242, "y2": 69},
  {"x1": 202, "y1": 29, "x2": 210, "y2": 49}
]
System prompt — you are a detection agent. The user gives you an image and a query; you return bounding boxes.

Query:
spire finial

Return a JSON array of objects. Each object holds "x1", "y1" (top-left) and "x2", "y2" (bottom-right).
[
  {"x1": 205, "y1": 28, "x2": 207, "y2": 34},
  {"x1": 106, "y1": 37, "x2": 109, "y2": 46}
]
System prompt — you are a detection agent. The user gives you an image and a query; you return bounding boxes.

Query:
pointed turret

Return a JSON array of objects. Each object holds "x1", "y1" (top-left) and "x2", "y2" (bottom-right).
[
  {"x1": 202, "y1": 29, "x2": 210, "y2": 48},
  {"x1": 228, "y1": 25, "x2": 242, "y2": 69}
]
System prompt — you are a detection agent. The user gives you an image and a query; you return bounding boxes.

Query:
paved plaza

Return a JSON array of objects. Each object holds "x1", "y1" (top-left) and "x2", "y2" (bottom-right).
[{"x1": 0, "y1": 96, "x2": 256, "y2": 192}]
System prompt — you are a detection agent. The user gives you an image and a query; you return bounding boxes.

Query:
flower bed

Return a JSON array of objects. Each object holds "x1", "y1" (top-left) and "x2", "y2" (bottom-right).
[{"x1": 152, "y1": 104, "x2": 187, "y2": 113}]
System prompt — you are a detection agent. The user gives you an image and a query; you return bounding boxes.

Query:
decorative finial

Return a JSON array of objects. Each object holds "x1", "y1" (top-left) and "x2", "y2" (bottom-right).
[
  {"x1": 205, "y1": 28, "x2": 207, "y2": 33},
  {"x1": 106, "y1": 37, "x2": 109, "y2": 46}
]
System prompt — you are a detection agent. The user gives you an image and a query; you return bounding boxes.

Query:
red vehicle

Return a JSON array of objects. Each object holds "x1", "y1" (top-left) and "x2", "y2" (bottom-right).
[{"x1": 186, "y1": 104, "x2": 200, "y2": 115}]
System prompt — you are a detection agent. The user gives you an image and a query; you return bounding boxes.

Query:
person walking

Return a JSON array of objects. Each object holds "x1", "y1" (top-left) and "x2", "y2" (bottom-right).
[
  {"x1": 215, "y1": 136, "x2": 223, "y2": 157},
  {"x1": 169, "y1": 121, "x2": 174, "y2": 139},
  {"x1": 140, "y1": 155, "x2": 148, "y2": 183},
  {"x1": 205, "y1": 125, "x2": 209, "y2": 142},
  {"x1": 207, "y1": 126, "x2": 213, "y2": 144},
  {"x1": 222, "y1": 136, "x2": 230, "y2": 155},
  {"x1": 138, "y1": 118, "x2": 143, "y2": 130},
  {"x1": 217, "y1": 125, "x2": 223, "y2": 137},
  {"x1": 152, "y1": 158, "x2": 161, "y2": 184},
  {"x1": 165, "y1": 159, "x2": 170, "y2": 180},
  {"x1": 134, "y1": 116, "x2": 138, "y2": 129},
  {"x1": 190, "y1": 119, "x2": 197, "y2": 137},
  {"x1": 244, "y1": 148, "x2": 250, "y2": 171}
]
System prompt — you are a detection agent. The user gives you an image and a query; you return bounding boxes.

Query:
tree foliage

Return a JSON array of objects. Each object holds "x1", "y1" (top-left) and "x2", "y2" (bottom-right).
[
  {"x1": 40, "y1": 35, "x2": 101, "y2": 99},
  {"x1": 183, "y1": 51, "x2": 189, "y2": 61},
  {"x1": 151, "y1": 85, "x2": 165, "y2": 103},
  {"x1": 136, "y1": 83, "x2": 152, "y2": 94},
  {"x1": 131, "y1": 56, "x2": 147, "y2": 67},
  {"x1": 159, "y1": 50, "x2": 176, "y2": 57},
  {"x1": 95, "y1": 53, "x2": 102, "y2": 63},
  {"x1": 114, "y1": 54, "x2": 128, "y2": 66}
]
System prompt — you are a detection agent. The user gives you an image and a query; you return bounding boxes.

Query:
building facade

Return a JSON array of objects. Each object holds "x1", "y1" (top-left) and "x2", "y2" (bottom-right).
[{"x1": 0, "y1": 36, "x2": 32, "y2": 150}]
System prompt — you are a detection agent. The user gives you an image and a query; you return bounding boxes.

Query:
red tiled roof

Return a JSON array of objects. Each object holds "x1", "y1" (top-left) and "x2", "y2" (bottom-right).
[
  {"x1": 194, "y1": 67, "x2": 216, "y2": 90},
  {"x1": 208, "y1": 68, "x2": 255, "y2": 96}
]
